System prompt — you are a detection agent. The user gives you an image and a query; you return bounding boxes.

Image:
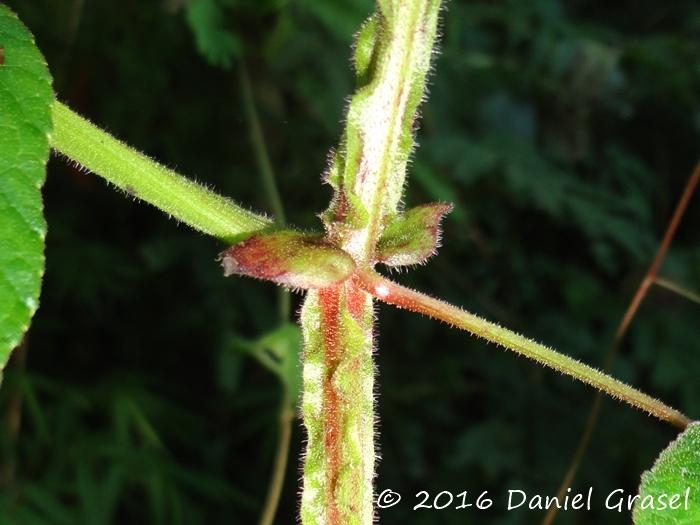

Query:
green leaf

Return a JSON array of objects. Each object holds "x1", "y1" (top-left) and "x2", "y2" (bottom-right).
[
  {"x1": 235, "y1": 323, "x2": 302, "y2": 409},
  {"x1": 259, "y1": 323, "x2": 302, "y2": 408},
  {"x1": 376, "y1": 202, "x2": 452, "y2": 266},
  {"x1": 633, "y1": 423, "x2": 700, "y2": 524},
  {"x1": 0, "y1": 6, "x2": 52, "y2": 368},
  {"x1": 185, "y1": 0, "x2": 241, "y2": 69},
  {"x1": 299, "y1": 0, "x2": 373, "y2": 41}
]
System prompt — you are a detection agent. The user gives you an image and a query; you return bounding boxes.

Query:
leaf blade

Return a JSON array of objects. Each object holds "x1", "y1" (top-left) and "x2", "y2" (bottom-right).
[
  {"x1": 376, "y1": 202, "x2": 452, "y2": 266},
  {"x1": 634, "y1": 423, "x2": 700, "y2": 524},
  {"x1": 0, "y1": 5, "x2": 52, "y2": 366}
]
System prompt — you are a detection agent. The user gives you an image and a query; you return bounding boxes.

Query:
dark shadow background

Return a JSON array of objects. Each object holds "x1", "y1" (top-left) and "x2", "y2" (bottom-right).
[{"x1": 1, "y1": 0, "x2": 699, "y2": 523}]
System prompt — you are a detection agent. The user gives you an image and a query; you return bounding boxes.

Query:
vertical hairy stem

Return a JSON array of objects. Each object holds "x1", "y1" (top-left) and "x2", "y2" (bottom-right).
[
  {"x1": 300, "y1": 2, "x2": 442, "y2": 524},
  {"x1": 301, "y1": 281, "x2": 374, "y2": 525},
  {"x1": 323, "y1": 1, "x2": 442, "y2": 263}
]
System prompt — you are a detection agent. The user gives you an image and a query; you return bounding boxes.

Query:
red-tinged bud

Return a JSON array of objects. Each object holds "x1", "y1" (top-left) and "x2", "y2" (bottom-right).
[
  {"x1": 219, "y1": 230, "x2": 356, "y2": 289},
  {"x1": 375, "y1": 202, "x2": 452, "y2": 267}
]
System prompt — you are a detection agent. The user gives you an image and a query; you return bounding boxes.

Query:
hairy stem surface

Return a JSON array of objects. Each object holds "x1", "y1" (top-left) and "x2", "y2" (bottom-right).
[
  {"x1": 300, "y1": 2, "x2": 441, "y2": 524},
  {"x1": 357, "y1": 270, "x2": 690, "y2": 428},
  {"x1": 50, "y1": 102, "x2": 272, "y2": 243},
  {"x1": 301, "y1": 280, "x2": 374, "y2": 525}
]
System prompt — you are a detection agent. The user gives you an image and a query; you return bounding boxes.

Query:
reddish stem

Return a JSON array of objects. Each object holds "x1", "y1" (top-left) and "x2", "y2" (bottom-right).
[
  {"x1": 357, "y1": 270, "x2": 689, "y2": 428},
  {"x1": 614, "y1": 162, "x2": 700, "y2": 347},
  {"x1": 318, "y1": 285, "x2": 343, "y2": 525}
]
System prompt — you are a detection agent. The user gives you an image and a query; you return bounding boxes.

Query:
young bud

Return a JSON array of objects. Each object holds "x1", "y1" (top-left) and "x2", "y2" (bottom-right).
[{"x1": 220, "y1": 230, "x2": 356, "y2": 289}]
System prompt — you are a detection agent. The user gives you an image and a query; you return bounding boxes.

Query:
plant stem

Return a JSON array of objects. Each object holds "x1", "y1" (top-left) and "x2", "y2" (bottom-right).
[
  {"x1": 258, "y1": 406, "x2": 294, "y2": 525},
  {"x1": 356, "y1": 2, "x2": 437, "y2": 259},
  {"x1": 327, "y1": 1, "x2": 442, "y2": 263},
  {"x1": 654, "y1": 277, "x2": 700, "y2": 306},
  {"x1": 612, "y1": 162, "x2": 700, "y2": 347},
  {"x1": 300, "y1": 281, "x2": 375, "y2": 525},
  {"x1": 299, "y1": 3, "x2": 441, "y2": 523},
  {"x1": 357, "y1": 270, "x2": 691, "y2": 428},
  {"x1": 299, "y1": 3, "x2": 442, "y2": 523},
  {"x1": 239, "y1": 63, "x2": 287, "y2": 228},
  {"x1": 50, "y1": 102, "x2": 272, "y2": 243},
  {"x1": 238, "y1": 62, "x2": 291, "y2": 323}
]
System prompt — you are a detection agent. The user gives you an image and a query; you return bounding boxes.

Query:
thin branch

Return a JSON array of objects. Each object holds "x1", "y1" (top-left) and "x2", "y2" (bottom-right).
[
  {"x1": 238, "y1": 61, "x2": 291, "y2": 323},
  {"x1": 613, "y1": 162, "x2": 700, "y2": 347},
  {"x1": 654, "y1": 277, "x2": 700, "y2": 306},
  {"x1": 258, "y1": 407, "x2": 294, "y2": 525},
  {"x1": 542, "y1": 161, "x2": 700, "y2": 525},
  {"x1": 238, "y1": 62, "x2": 287, "y2": 227},
  {"x1": 356, "y1": 270, "x2": 690, "y2": 428}
]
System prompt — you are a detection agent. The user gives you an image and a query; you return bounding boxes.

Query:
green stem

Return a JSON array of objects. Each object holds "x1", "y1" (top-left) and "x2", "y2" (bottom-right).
[
  {"x1": 357, "y1": 270, "x2": 690, "y2": 428},
  {"x1": 358, "y1": 3, "x2": 428, "y2": 258},
  {"x1": 258, "y1": 406, "x2": 294, "y2": 525},
  {"x1": 239, "y1": 63, "x2": 287, "y2": 228},
  {"x1": 300, "y1": 282, "x2": 375, "y2": 525},
  {"x1": 300, "y1": 3, "x2": 442, "y2": 523},
  {"x1": 654, "y1": 277, "x2": 700, "y2": 306},
  {"x1": 326, "y1": 0, "x2": 442, "y2": 263},
  {"x1": 50, "y1": 101, "x2": 272, "y2": 243}
]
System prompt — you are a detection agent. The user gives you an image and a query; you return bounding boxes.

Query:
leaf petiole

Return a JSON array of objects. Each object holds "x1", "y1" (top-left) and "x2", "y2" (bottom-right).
[
  {"x1": 357, "y1": 270, "x2": 691, "y2": 429},
  {"x1": 50, "y1": 102, "x2": 272, "y2": 243}
]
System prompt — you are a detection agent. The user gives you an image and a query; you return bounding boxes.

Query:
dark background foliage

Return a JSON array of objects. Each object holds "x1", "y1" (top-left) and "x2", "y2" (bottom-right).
[{"x1": 1, "y1": 0, "x2": 699, "y2": 523}]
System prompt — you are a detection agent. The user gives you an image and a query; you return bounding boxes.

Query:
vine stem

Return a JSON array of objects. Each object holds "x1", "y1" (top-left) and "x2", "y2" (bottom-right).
[
  {"x1": 238, "y1": 61, "x2": 291, "y2": 324},
  {"x1": 611, "y1": 162, "x2": 700, "y2": 348},
  {"x1": 356, "y1": 269, "x2": 691, "y2": 428},
  {"x1": 654, "y1": 277, "x2": 700, "y2": 306},
  {"x1": 238, "y1": 62, "x2": 287, "y2": 228},
  {"x1": 50, "y1": 102, "x2": 272, "y2": 243},
  {"x1": 300, "y1": 2, "x2": 441, "y2": 523},
  {"x1": 258, "y1": 406, "x2": 294, "y2": 525}
]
